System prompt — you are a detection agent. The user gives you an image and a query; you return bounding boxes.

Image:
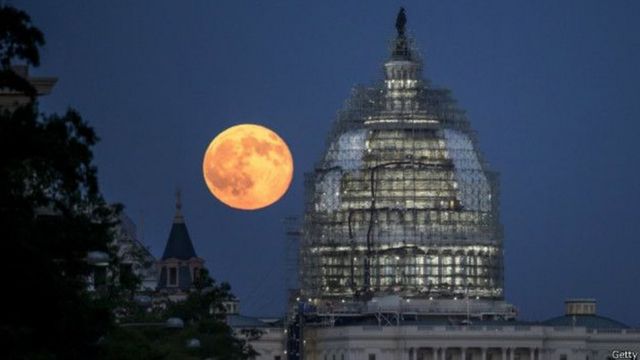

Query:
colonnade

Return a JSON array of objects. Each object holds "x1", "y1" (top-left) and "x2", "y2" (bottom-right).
[{"x1": 414, "y1": 346, "x2": 540, "y2": 360}]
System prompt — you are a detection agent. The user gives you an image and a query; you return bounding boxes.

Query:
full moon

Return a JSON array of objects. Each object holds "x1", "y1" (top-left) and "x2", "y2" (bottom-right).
[{"x1": 202, "y1": 124, "x2": 294, "y2": 210}]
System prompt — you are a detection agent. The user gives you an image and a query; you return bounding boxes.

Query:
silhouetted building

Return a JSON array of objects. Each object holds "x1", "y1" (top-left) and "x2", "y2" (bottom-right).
[
  {"x1": 156, "y1": 192, "x2": 205, "y2": 301},
  {"x1": 115, "y1": 213, "x2": 157, "y2": 292}
]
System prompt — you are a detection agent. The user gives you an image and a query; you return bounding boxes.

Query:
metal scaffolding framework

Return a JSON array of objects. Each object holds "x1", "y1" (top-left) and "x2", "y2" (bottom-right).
[{"x1": 298, "y1": 26, "x2": 505, "y2": 305}]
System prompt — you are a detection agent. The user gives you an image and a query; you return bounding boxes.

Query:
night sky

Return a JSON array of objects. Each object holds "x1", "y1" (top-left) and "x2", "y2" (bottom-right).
[{"x1": 20, "y1": 1, "x2": 640, "y2": 325}]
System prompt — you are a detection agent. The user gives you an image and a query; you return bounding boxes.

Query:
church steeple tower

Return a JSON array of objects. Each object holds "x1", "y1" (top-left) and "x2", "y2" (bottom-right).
[
  {"x1": 161, "y1": 189, "x2": 197, "y2": 260},
  {"x1": 173, "y1": 188, "x2": 184, "y2": 223},
  {"x1": 156, "y1": 191, "x2": 205, "y2": 300}
]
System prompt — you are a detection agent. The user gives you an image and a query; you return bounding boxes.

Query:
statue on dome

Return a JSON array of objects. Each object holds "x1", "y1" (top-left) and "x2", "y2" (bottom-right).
[{"x1": 395, "y1": 7, "x2": 407, "y2": 36}]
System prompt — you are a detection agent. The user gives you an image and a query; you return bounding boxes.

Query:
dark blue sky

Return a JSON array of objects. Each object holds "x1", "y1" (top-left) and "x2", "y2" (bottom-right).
[{"x1": 20, "y1": 1, "x2": 640, "y2": 324}]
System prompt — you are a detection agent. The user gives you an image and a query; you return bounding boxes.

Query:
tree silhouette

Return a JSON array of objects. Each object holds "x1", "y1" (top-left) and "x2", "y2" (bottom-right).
[
  {"x1": 0, "y1": 5, "x2": 45, "y2": 97},
  {"x1": 0, "y1": 5, "x2": 117, "y2": 358},
  {"x1": 1, "y1": 5, "x2": 263, "y2": 359},
  {"x1": 0, "y1": 5, "x2": 44, "y2": 67}
]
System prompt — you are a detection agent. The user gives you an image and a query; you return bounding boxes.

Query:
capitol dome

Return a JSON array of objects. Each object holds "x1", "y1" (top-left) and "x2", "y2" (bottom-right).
[{"x1": 299, "y1": 8, "x2": 504, "y2": 304}]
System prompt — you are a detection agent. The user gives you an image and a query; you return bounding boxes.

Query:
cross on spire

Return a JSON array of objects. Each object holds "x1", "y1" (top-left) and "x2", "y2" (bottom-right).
[{"x1": 174, "y1": 188, "x2": 184, "y2": 223}]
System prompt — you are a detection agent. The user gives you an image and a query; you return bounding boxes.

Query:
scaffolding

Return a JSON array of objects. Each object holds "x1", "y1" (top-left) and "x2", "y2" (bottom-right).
[{"x1": 298, "y1": 29, "x2": 504, "y2": 306}]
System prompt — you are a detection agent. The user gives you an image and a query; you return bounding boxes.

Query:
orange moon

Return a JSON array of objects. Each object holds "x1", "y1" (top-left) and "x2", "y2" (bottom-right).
[{"x1": 202, "y1": 124, "x2": 294, "y2": 210}]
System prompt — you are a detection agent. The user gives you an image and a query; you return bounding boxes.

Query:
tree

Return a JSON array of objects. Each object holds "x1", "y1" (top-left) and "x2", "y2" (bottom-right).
[
  {"x1": 160, "y1": 269, "x2": 259, "y2": 359},
  {"x1": 0, "y1": 5, "x2": 44, "y2": 97},
  {"x1": 1, "y1": 90, "x2": 117, "y2": 360},
  {"x1": 0, "y1": 5, "x2": 43, "y2": 67},
  {"x1": 99, "y1": 270, "x2": 259, "y2": 360},
  {"x1": 1, "y1": 5, "x2": 262, "y2": 359},
  {"x1": 0, "y1": 5, "x2": 118, "y2": 358}
]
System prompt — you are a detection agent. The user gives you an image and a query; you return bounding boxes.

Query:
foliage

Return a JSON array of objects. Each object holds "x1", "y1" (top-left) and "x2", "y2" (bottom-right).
[
  {"x1": 0, "y1": 100, "x2": 118, "y2": 358},
  {"x1": 0, "y1": 4, "x2": 117, "y2": 358},
  {"x1": 0, "y1": 5, "x2": 45, "y2": 96},
  {"x1": 157, "y1": 270, "x2": 259, "y2": 359},
  {"x1": 165, "y1": 269, "x2": 233, "y2": 322},
  {"x1": 99, "y1": 270, "x2": 260, "y2": 360},
  {"x1": 1, "y1": 4, "x2": 263, "y2": 359},
  {"x1": 100, "y1": 323, "x2": 251, "y2": 360},
  {"x1": 0, "y1": 5, "x2": 44, "y2": 67}
]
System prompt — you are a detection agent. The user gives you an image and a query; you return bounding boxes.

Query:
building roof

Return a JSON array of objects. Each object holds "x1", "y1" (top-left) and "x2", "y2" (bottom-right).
[
  {"x1": 161, "y1": 222, "x2": 197, "y2": 260},
  {"x1": 161, "y1": 191, "x2": 198, "y2": 260},
  {"x1": 542, "y1": 314, "x2": 629, "y2": 329},
  {"x1": 330, "y1": 314, "x2": 536, "y2": 327},
  {"x1": 227, "y1": 314, "x2": 282, "y2": 328},
  {"x1": 303, "y1": 313, "x2": 631, "y2": 330}
]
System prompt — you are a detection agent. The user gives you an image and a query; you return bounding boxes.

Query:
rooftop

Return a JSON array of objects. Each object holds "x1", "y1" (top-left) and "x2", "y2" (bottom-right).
[{"x1": 160, "y1": 191, "x2": 198, "y2": 260}]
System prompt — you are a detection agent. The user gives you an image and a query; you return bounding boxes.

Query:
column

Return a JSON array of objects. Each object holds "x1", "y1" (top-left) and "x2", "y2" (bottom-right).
[
  {"x1": 461, "y1": 348, "x2": 466, "y2": 360},
  {"x1": 432, "y1": 348, "x2": 437, "y2": 360},
  {"x1": 509, "y1": 348, "x2": 515, "y2": 360},
  {"x1": 481, "y1": 348, "x2": 487, "y2": 360},
  {"x1": 501, "y1": 348, "x2": 506, "y2": 360},
  {"x1": 528, "y1": 348, "x2": 533, "y2": 360}
]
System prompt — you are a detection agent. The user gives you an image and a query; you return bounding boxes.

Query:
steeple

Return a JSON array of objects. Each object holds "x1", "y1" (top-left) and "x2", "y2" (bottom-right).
[
  {"x1": 156, "y1": 192, "x2": 205, "y2": 296},
  {"x1": 161, "y1": 191, "x2": 197, "y2": 260},
  {"x1": 174, "y1": 188, "x2": 184, "y2": 223}
]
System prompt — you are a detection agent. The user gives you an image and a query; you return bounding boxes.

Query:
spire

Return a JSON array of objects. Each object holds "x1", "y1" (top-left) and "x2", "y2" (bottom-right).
[
  {"x1": 161, "y1": 191, "x2": 198, "y2": 260},
  {"x1": 174, "y1": 188, "x2": 184, "y2": 223},
  {"x1": 391, "y1": 7, "x2": 412, "y2": 60}
]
